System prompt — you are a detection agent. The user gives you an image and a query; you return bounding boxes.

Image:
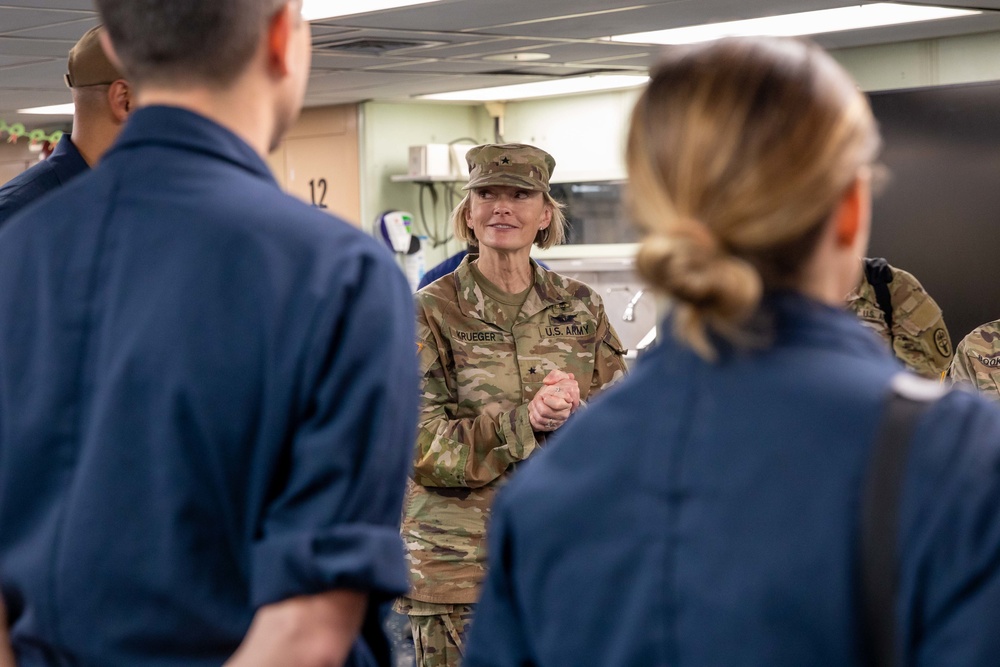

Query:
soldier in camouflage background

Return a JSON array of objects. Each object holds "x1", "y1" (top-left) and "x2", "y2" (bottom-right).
[
  {"x1": 845, "y1": 258, "x2": 952, "y2": 379},
  {"x1": 949, "y1": 320, "x2": 1000, "y2": 397},
  {"x1": 395, "y1": 143, "x2": 628, "y2": 667}
]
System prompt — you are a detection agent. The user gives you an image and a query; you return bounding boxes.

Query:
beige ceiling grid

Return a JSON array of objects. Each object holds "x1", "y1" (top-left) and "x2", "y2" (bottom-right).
[{"x1": 2, "y1": 0, "x2": 1000, "y2": 126}]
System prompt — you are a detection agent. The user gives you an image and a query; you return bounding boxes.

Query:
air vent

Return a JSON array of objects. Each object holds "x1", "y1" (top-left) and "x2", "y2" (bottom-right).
[
  {"x1": 480, "y1": 68, "x2": 606, "y2": 77},
  {"x1": 314, "y1": 38, "x2": 437, "y2": 55}
]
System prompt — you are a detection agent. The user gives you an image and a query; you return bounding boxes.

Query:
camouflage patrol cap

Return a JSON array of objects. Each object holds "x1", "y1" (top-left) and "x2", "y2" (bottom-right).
[
  {"x1": 463, "y1": 143, "x2": 556, "y2": 192},
  {"x1": 65, "y1": 26, "x2": 123, "y2": 88}
]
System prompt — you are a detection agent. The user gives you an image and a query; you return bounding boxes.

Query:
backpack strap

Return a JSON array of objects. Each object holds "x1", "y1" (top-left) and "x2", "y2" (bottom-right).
[
  {"x1": 863, "y1": 258, "x2": 895, "y2": 342},
  {"x1": 860, "y1": 373, "x2": 945, "y2": 667}
]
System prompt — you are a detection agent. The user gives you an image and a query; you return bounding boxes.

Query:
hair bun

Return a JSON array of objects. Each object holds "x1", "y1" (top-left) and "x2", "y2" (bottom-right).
[{"x1": 638, "y1": 231, "x2": 762, "y2": 355}]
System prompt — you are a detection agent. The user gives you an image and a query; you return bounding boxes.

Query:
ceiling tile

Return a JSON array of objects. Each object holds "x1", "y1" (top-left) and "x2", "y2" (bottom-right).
[
  {"x1": 0, "y1": 7, "x2": 93, "y2": 34},
  {"x1": 311, "y1": 51, "x2": 434, "y2": 71},
  {"x1": 516, "y1": 41, "x2": 652, "y2": 61},
  {"x1": 318, "y1": 0, "x2": 658, "y2": 32},
  {"x1": 0, "y1": 36, "x2": 79, "y2": 58},
  {"x1": 571, "y1": 53, "x2": 657, "y2": 69},
  {"x1": 0, "y1": 58, "x2": 67, "y2": 87},
  {"x1": 5, "y1": 0, "x2": 96, "y2": 9},
  {"x1": 409, "y1": 38, "x2": 558, "y2": 59},
  {"x1": 310, "y1": 25, "x2": 358, "y2": 38},
  {"x1": 365, "y1": 59, "x2": 529, "y2": 74},
  {"x1": 307, "y1": 69, "x2": 547, "y2": 96},
  {"x1": 816, "y1": 13, "x2": 1000, "y2": 50},
  {"x1": 0, "y1": 53, "x2": 51, "y2": 67},
  {"x1": 0, "y1": 0, "x2": 999, "y2": 120},
  {"x1": 476, "y1": 0, "x2": 845, "y2": 38},
  {"x1": 6, "y1": 21, "x2": 96, "y2": 41}
]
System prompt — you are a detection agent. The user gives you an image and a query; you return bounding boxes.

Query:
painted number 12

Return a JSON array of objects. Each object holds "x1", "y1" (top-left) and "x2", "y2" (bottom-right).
[{"x1": 309, "y1": 178, "x2": 329, "y2": 209}]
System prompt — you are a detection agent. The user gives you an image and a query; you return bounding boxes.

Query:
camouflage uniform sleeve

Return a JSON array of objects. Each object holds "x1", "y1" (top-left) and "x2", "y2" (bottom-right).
[
  {"x1": 589, "y1": 302, "x2": 628, "y2": 398},
  {"x1": 947, "y1": 336, "x2": 977, "y2": 388},
  {"x1": 886, "y1": 269, "x2": 953, "y2": 379},
  {"x1": 413, "y1": 305, "x2": 537, "y2": 489}
]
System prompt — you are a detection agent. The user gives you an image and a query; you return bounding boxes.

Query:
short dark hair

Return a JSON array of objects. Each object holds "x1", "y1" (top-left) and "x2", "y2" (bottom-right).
[{"x1": 94, "y1": 0, "x2": 288, "y2": 87}]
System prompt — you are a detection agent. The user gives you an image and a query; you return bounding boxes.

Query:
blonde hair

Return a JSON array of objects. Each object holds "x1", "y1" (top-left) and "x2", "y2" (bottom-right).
[
  {"x1": 451, "y1": 190, "x2": 567, "y2": 250},
  {"x1": 627, "y1": 37, "x2": 880, "y2": 358}
]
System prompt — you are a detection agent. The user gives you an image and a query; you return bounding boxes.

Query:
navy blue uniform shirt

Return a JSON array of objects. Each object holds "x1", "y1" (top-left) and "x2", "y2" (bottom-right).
[
  {"x1": 466, "y1": 293, "x2": 1000, "y2": 667},
  {"x1": 417, "y1": 250, "x2": 546, "y2": 290},
  {"x1": 418, "y1": 250, "x2": 468, "y2": 289},
  {"x1": 0, "y1": 134, "x2": 89, "y2": 229},
  {"x1": 0, "y1": 106, "x2": 418, "y2": 666}
]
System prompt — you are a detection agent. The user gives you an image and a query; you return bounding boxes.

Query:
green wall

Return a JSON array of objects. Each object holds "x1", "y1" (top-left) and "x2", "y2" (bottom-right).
[{"x1": 361, "y1": 30, "x2": 1000, "y2": 265}]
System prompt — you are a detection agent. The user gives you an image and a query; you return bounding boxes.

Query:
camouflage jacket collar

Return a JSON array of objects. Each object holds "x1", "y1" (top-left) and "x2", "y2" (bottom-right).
[{"x1": 452, "y1": 255, "x2": 576, "y2": 328}]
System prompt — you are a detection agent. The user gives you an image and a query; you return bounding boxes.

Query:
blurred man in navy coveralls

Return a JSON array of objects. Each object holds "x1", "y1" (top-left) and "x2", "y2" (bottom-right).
[
  {"x1": 0, "y1": 25, "x2": 130, "y2": 228},
  {"x1": 0, "y1": 1, "x2": 418, "y2": 665}
]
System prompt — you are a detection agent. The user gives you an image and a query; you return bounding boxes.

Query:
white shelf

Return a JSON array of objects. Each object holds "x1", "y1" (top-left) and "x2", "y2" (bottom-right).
[
  {"x1": 390, "y1": 174, "x2": 464, "y2": 183},
  {"x1": 533, "y1": 243, "x2": 638, "y2": 262}
]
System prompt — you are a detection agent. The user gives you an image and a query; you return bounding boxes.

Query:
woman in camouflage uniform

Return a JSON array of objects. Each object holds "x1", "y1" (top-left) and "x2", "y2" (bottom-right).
[{"x1": 396, "y1": 143, "x2": 628, "y2": 666}]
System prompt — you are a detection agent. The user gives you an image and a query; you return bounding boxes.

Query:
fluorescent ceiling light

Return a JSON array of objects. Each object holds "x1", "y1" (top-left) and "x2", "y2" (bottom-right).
[
  {"x1": 17, "y1": 103, "x2": 74, "y2": 115},
  {"x1": 609, "y1": 3, "x2": 980, "y2": 45},
  {"x1": 419, "y1": 75, "x2": 649, "y2": 102},
  {"x1": 303, "y1": 0, "x2": 445, "y2": 21}
]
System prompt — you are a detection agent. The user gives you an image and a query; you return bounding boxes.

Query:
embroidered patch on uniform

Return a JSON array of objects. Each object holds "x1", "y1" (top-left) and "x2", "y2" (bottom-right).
[
  {"x1": 416, "y1": 342, "x2": 424, "y2": 354},
  {"x1": 455, "y1": 330, "x2": 504, "y2": 343},
  {"x1": 540, "y1": 322, "x2": 593, "y2": 337},
  {"x1": 933, "y1": 328, "x2": 951, "y2": 357},
  {"x1": 976, "y1": 354, "x2": 1000, "y2": 368},
  {"x1": 549, "y1": 313, "x2": 578, "y2": 325}
]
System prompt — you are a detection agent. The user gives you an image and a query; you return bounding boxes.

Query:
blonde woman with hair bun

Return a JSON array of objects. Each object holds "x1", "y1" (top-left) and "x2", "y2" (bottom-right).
[{"x1": 465, "y1": 37, "x2": 1000, "y2": 667}]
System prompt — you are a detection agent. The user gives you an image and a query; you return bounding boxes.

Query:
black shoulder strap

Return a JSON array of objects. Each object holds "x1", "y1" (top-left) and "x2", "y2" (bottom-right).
[
  {"x1": 860, "y1": 376, "x2": 943, "y2": 667},
  {"x1": 863, "y1": 258, "x2": 895, "y2": 339}
]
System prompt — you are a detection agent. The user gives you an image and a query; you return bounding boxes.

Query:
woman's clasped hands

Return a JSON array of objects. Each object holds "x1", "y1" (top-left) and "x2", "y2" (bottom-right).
[{"x1": 528, "y1": 370, "x2": 581, "y2": 432}]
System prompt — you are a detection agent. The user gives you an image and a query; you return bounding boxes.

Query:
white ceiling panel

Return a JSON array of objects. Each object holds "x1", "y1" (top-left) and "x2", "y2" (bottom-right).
[
  {"x1": 571, "y1": 53, "x2": 657, "y2": 68},
  {"x1": 1, "y1": 0, "x2": 96, "y2": 9},
  {"x1": 476, "y1": 0, "x2": 841, "y2": 39},
  {"x1": 325, "y1": 0, "x2": 668, "y2": 32},
  {"x1": 0, "y1": 54, "x2": 50, "y2": 67},
  {"x1": 0, "y1": 0, "x2": 999, "y2": 126},
  {"x1": 0, "y1": 6, "x2": 91, "y2": 33},
  {"x1": 311, "y1": 52, "x2": 436, "y2": 71},
  {"x1": 5, "y1": 18, "x2": 98, "y2": 40},
  {"x1": 0, "y1": 36, "x2": 78, "y2": 58},
  {"x1": 0, "y1": 57, "x2": 66, "y2": 86},
  {"x1": 310, "y1": 24, "x2": 359, "y2": 38},
  {"x1": 925, "y1": 0, "x2": 1000, "y2": 9},
  {"x1": 514, "y1": 41, "x2": 653, "y2": 61},
  {"x1": 365, "y1": 59, "x2": 536, "y2": 74},
  {"x1": 0, "y1": 88, "x2": 70, "y2": 109},
  {"x1": 308, "y1": 69, "x2": 548, "y2": 96},
  {"x1": 485, "y1": 63, "x2": 619, "y2": 76},
  {"x1": 306, "y1": 69, "x2": 451, "y2": 93},
  {"x1": 814, "y1": 14, "x2": 1000, "y2": 49},
  {"x1": 406, "y1": 38, "x2": 561, "y2": 59}
]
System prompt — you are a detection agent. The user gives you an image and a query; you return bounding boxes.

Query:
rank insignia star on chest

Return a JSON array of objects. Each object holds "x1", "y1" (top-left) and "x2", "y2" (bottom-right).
[{"x1": 528, "y1": 366, "x2": 537, "y2": 375}]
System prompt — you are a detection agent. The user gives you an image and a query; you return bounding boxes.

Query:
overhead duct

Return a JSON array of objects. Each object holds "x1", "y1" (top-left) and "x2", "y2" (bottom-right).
[{"x1": 313, "y1": 37, "x2": 441, "y2": 55}]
